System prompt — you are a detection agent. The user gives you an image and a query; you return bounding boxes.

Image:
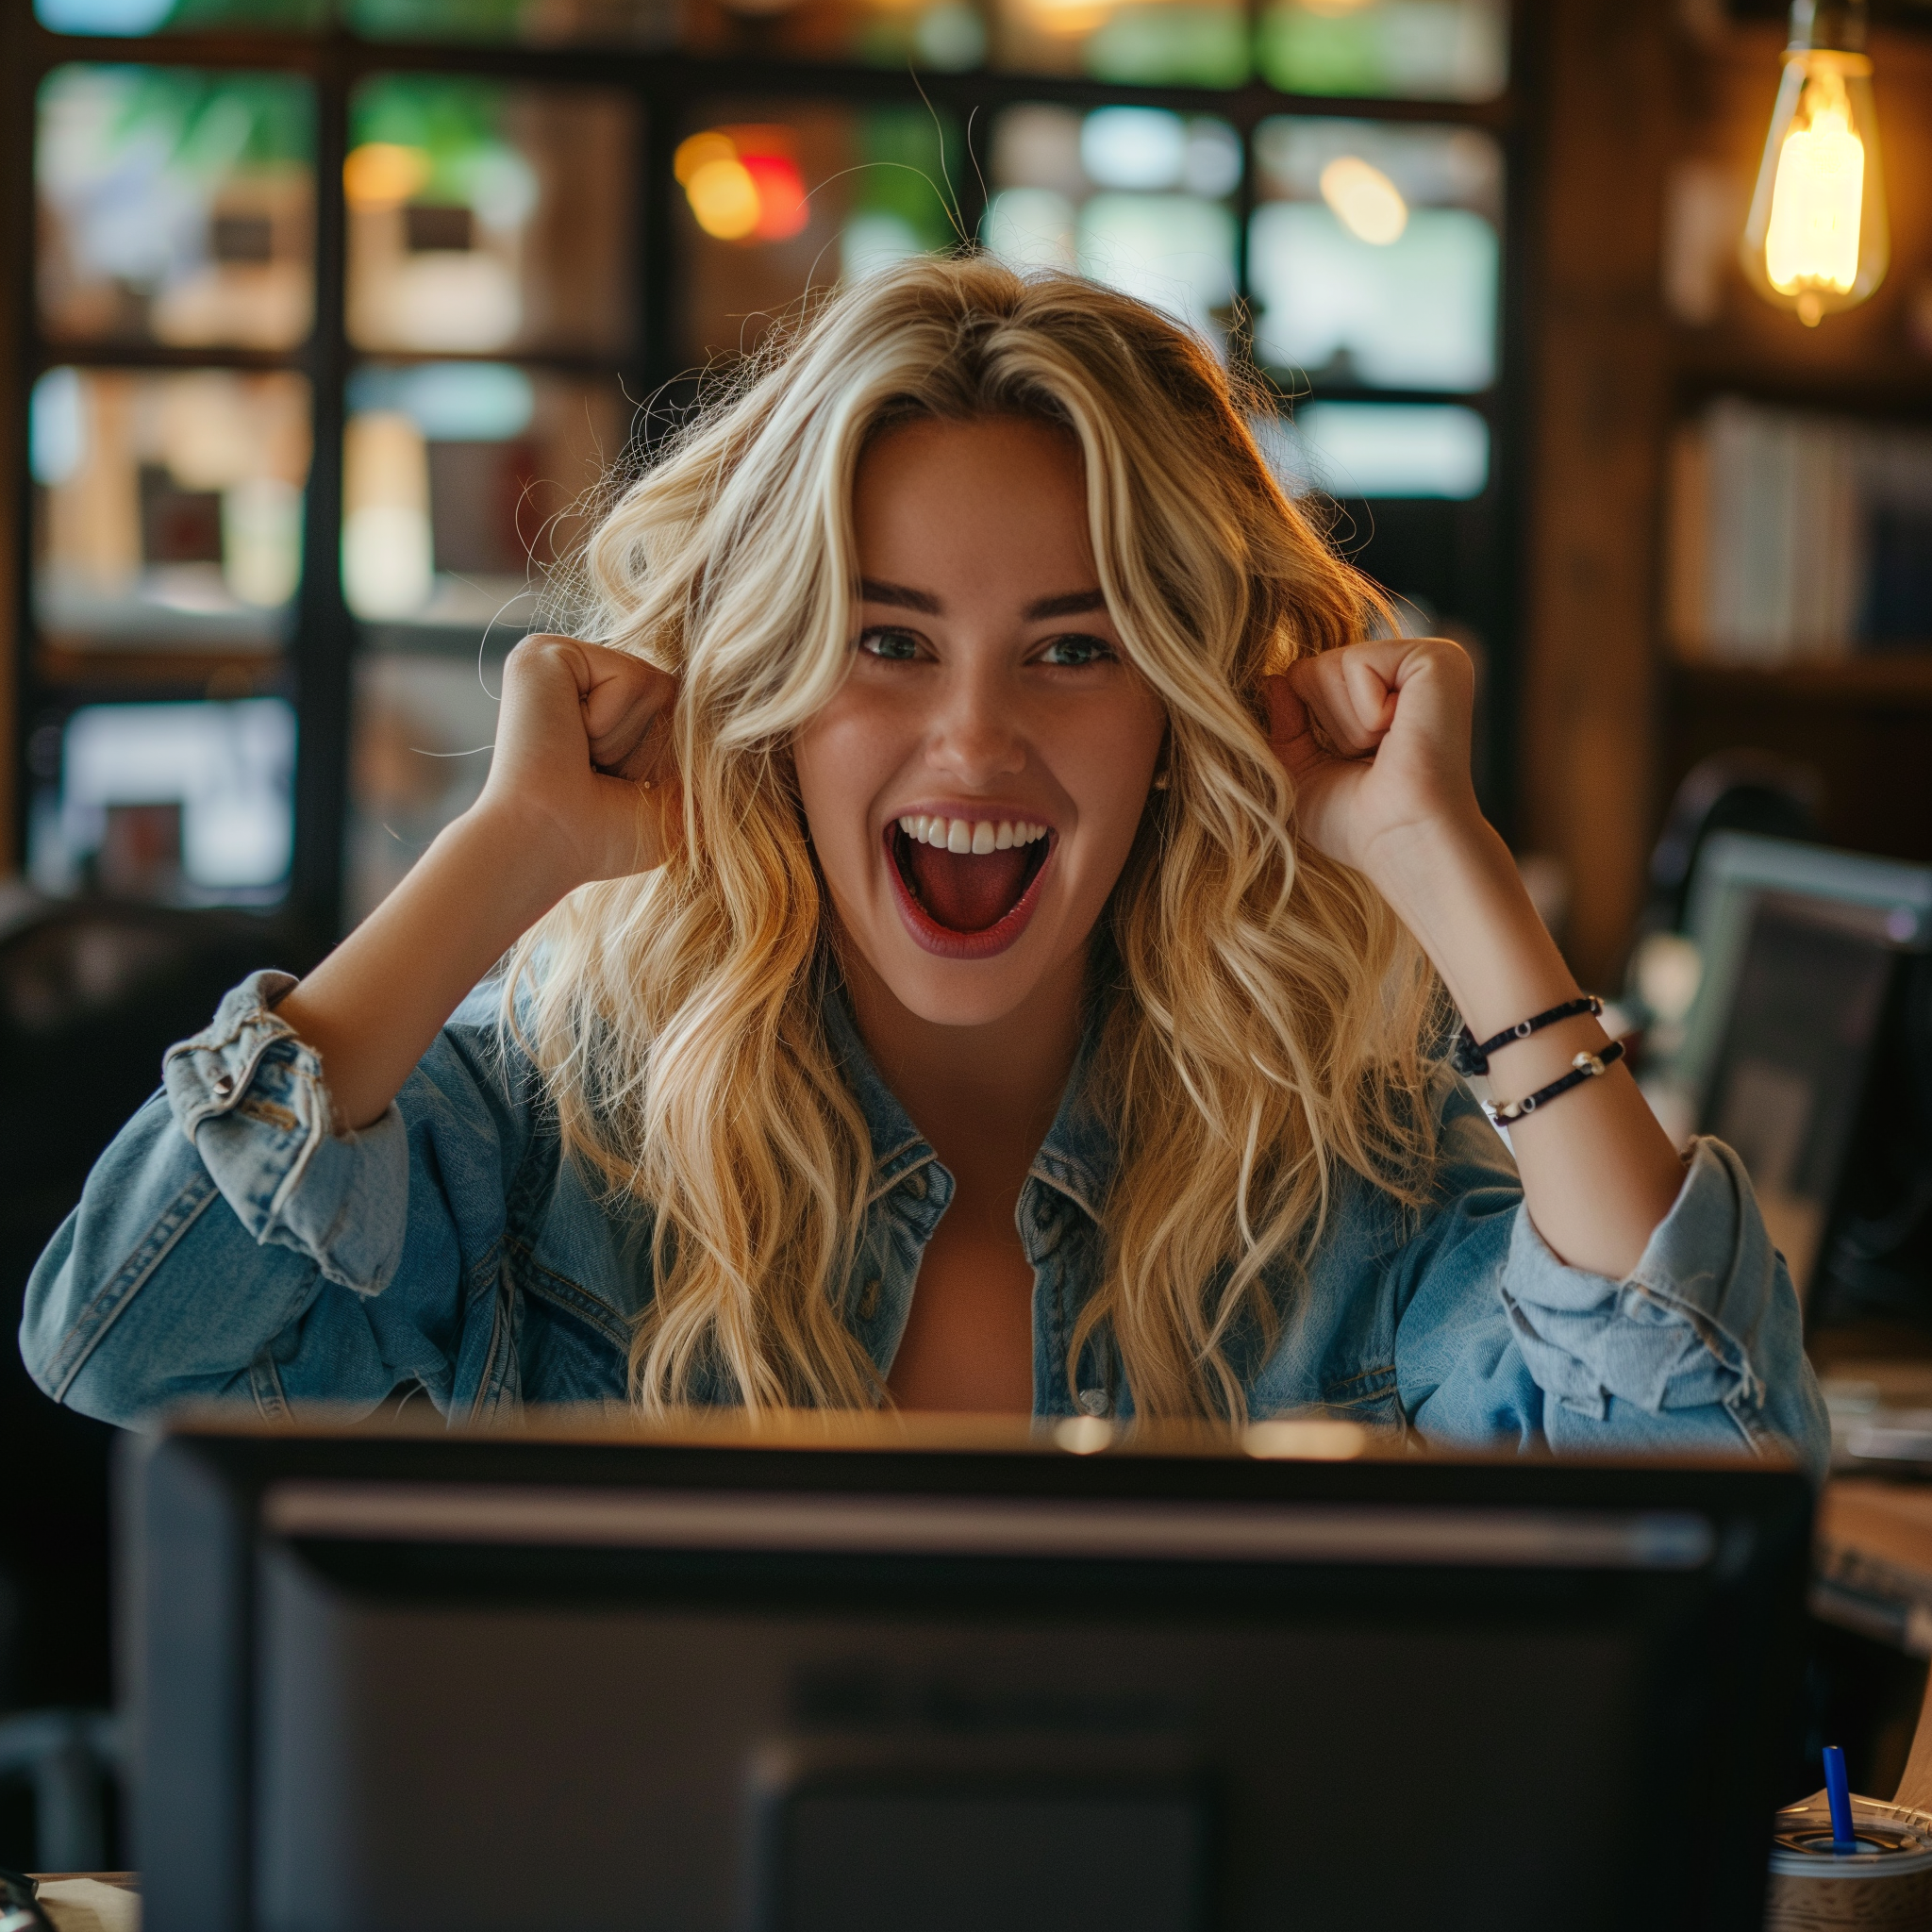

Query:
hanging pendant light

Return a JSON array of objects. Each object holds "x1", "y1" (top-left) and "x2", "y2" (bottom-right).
[{"x1": 1740, "y1": 0, "x2": 1890, "y2": 327}]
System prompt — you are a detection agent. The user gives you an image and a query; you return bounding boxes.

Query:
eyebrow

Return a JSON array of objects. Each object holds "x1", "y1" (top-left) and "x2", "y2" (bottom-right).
[
  {"x1": 1024, "y1": 589, "x2": 1107, "y2": 620},
  {"x1": 858, "y1": 578, "x2": 942, "y2": 614},
  {"x1": 857, "y1": 580, "x2": 1108, "y2": 623}
]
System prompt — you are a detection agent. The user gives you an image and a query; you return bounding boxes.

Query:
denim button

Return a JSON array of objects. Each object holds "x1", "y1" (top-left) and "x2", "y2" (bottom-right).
[
  {"x1": 1077, "y1": 1387, "x2": 1108, "y2": 1417},
  {"x1": 211, "y1": 1073, "x2": 235, "y2": 1098},
  {"x1": 857, "y1": 1277, "x2": 881, "y2": 1323},
  {"x1": 904, "y1": 1169, "x2": 927, "y2": 1200}
]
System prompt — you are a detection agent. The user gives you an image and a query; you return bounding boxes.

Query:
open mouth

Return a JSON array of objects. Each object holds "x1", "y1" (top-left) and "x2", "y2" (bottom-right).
[{"x1": 886, "y1": 812, "x2": 1055, "y2": 960}]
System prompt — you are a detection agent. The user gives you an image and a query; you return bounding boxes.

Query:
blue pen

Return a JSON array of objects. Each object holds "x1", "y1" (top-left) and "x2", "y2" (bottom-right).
[{"x1": 1824, "y1": 1744, "x2": 1857, "y2": 1853}]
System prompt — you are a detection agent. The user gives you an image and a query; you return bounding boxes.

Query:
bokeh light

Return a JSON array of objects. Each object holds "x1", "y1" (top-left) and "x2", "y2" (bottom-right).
[{"x1": 676, "y1": 126, "x2": 810, "y2": 242}]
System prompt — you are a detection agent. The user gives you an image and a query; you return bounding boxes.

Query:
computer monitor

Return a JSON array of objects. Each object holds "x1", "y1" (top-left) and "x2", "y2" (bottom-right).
[
  {"x1": 125, "y1": 1414, "x2": 1810, "y2": 1932},
  {"x1": 1663, "y1": 833, "x2": 1932, "y2": 1305}
]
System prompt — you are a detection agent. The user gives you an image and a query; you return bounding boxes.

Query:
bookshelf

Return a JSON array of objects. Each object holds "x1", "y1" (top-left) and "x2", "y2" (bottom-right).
[
  {"x1": 1672, "y1": 657, "x2": 1932, "y2": 706},
  {"x1": 1519, "y1": 1, "x2": 1932, "y2": 983},
  {"x1": 1658, "y1": 9, "x2": 1932, "y2": 848}
]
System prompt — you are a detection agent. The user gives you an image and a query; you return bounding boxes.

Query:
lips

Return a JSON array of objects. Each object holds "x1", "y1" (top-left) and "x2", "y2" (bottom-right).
[{"x1": 886, "y1": 822, "x2": 1054, "y2": 960}]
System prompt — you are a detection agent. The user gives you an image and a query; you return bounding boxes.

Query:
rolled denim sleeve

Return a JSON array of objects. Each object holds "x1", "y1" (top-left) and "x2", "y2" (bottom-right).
[
  {"x1": 21, "y1": 972, "x2": 541, "y2": 1427},
  {"x1": 1394, "y1": 1077, "x2": 1830, "y2": 1480},
  {"x1": 161, "y1": 969, "x2": 410, "y2": 1296}
]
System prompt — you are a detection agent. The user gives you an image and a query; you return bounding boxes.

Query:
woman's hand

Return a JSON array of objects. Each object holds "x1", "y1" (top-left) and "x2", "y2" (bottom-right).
[
  {"x1": 473, "y1": 634, "x2": 680, "y2": 897},
  {"x1": 1261, "y1": 636, "x2": 1479, "y2": 884}
]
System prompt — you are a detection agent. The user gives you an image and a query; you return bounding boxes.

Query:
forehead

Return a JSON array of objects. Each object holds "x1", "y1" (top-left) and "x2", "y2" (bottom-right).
[{"x1": 852, "y1": 415, "x2": 1094, "y2": 586}]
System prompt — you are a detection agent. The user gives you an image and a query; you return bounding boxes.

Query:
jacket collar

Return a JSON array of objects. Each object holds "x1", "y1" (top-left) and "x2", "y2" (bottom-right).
[{"x1": 819, "y1": 969, "x2": 1117, "y2": 1224}]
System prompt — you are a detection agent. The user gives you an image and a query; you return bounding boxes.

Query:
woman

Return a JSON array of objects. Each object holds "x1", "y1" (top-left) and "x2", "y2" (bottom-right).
[{"x1": 21, "y1": 258, "x2": 1827, "y2": 1470}]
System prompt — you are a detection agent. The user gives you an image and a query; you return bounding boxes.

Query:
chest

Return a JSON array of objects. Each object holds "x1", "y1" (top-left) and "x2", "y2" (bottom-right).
[{"x1": 884, "y1": 1173, "x2": 1038, "y2": 1412}]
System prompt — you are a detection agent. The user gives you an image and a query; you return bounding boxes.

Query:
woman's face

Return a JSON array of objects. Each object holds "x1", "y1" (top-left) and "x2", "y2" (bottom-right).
[{"x1": 793, "y1": 414, "x2": 1167, "y2": 1030}]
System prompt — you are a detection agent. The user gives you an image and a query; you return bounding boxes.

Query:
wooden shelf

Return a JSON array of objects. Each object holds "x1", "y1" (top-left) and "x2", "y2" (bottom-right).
[{"x1": 1668, "y1": 655, "x2": 1932, "y2": 706}]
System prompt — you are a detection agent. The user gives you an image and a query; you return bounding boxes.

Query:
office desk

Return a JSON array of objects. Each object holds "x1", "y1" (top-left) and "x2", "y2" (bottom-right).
[
  {"x1": 1815, "y1": 1477, "x2": 1932, "y2": 1656},
  {"x1": 26, "y1": 1874, "x2": 137, "y2": 1932}
]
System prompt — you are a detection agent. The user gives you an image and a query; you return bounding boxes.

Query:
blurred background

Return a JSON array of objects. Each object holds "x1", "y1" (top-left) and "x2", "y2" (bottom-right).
[{"x1": 1, "y1": 0, "x2": 1931, "y2": 1873}]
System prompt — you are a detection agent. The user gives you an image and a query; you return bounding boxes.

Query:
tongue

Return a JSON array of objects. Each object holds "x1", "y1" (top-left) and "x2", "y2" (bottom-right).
[{"x1": 906, "y1": 841, "x2": 1033, "y2": 933}]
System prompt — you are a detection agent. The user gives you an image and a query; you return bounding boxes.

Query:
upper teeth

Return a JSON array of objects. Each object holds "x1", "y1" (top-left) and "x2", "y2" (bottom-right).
[{"x1": 898, "y1": 815, "x2": 1049, "y2": 855}]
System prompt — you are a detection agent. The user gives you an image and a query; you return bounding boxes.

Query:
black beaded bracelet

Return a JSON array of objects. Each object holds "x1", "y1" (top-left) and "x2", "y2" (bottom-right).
[
  {"x1": 1451, "y1": 993, "x2": 1606, "y2": 1077},
  {"x1": 1484, "y1": 1039, "x2": 1626, "y2": 1125}
]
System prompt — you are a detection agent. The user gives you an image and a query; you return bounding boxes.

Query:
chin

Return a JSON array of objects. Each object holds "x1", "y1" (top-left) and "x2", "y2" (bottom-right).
[{"x1": 867, "y1": 943, "x2": 1072, "y2": 1030}]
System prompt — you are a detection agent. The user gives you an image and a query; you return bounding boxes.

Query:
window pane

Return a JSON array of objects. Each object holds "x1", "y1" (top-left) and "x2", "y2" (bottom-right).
[
  {"x1": 1259, "y1": 401, "x2": 1490, "y2": 498},
  {"x1": 990, "y1": 0, "x2": 1246, "y2": 86},
  {"x1": 1248, "y1": 116, "x2": 1499, "y2": 391},
  {"x1": 680, "y1": 0, "x2": 985, "y2": 68},
  {"x1": 342, "y1": 366, "x2": 625, "y2": 917},
  {"x1": 676, "y1": 104, "x2": 960, "y2": 366},
  {"x1": 36, "y1": 0, "x2": 324, "y2": 32},
  {"x1": 1257, "y1": 0, "x2": 1507, "y2": 101},
  {"x1": 341, "y1": 364, "x2": 625, "y2": 640},
  {"x1": 28, "y1": 698, "x2": 296, "y2": 904},
  {"x1": 32, "y1": 367, "x2": 310, "y2": 659},
  {"x1": 346, "y1": 75, "x2": 635, "y2": 358},
  {"x1": 344, "y1": 0, "x2": 675, "y2": 42},
  {"x1": 346, "y1": 653, "x2": 503, "y2": 922},
  {"x1": 37, "y1": 65, "x2": 315, "y2": 350},
  {"x1": 983, "y1": 105, "x2": 1239, "y2": 352}
]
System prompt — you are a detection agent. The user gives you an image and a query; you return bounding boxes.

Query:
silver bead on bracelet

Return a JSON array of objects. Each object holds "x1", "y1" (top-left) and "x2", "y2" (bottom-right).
[{"x1": 1483, "y1": 1039, "x2": 1626, "y2": 1125}]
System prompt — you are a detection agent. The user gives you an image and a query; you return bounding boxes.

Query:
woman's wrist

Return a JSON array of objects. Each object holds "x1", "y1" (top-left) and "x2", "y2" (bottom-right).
[
  {"x1": 1360, "y1": 809, "x2": 1581, "y2": 1040},
  {"x1": 450, "y1": 794, "x2": 591, "y2": 919}
]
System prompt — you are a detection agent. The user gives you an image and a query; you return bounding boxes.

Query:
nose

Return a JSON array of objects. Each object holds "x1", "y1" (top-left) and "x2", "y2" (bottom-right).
[{"x1": 924, "y1": 660, "x2": 1025, "y2": 786}]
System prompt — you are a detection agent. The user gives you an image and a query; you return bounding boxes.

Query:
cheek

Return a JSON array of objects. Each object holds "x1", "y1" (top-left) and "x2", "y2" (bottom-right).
[
  {"x1": 794, "y1": 699, "x2": 893, "y2": 868},
  {"x1": 1066, "y1": 698, "x2": 1166, "y2": 867}
]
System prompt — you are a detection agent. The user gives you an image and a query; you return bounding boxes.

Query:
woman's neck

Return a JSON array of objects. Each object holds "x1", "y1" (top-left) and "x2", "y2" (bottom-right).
[{"x1": 841, "y1": 943, "x2": 1087, "y2": 1190}]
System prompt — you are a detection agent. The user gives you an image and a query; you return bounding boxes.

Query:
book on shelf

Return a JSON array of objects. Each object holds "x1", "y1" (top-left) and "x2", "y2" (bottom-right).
[{"x1": 1666, "y1": 395, "x2": 1932, "y2": 669}]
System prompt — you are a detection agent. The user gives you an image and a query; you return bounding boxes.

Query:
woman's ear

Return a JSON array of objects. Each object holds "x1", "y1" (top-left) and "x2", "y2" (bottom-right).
[{"x1": 1151, "y1": 725, "x2": 1174, "y2": 791}]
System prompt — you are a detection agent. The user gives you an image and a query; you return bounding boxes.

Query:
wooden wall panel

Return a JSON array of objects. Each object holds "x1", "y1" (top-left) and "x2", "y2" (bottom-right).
[{"x1": 1522, "y1": 0, "x2": 1678, "y2": 984}]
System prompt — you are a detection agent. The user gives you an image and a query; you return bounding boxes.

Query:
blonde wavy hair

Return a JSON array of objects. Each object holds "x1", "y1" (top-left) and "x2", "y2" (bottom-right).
[{"x1": 508, "y1": 253, "x2": 1443, "y2": 1423}]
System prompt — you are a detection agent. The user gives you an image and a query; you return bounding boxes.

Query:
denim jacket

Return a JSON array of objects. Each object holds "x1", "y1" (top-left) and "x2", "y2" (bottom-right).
[{"x1": 21, "y1": 970, "x2": 1829, "y2": 1477}]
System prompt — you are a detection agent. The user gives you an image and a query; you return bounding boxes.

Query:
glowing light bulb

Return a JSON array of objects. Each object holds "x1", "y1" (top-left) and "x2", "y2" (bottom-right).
[
  {"x1": 1319, "y1": 155, "x2": 1408, "y2": 245},
  {"x1": 1766, "y1": 69, "x2": 1863, "y2": 295},
  {"x1": 1740, "y1": 0, "x2": 1888, "y2": 326}
]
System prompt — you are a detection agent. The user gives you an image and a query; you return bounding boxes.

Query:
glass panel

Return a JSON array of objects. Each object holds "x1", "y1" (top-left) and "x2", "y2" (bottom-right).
[
  {"x1": 342, "y1": 366, "x2": 625, "y2": 917},
  {"x1": 36, "y1": 0, "x2": 325, "y2": 32},
  {"x1": 676, "y1": 104, "x2": 961, "y2": 366},
  {"x1": 680, "y1": 0, "x2": 985, "y2": 68},
  {"x1": 344, "y1": 0, "x2": 676, "y2": 42},
  {"x1": 983, "y1": 105, "x2": 1240, "y2": 352},
  {"x1": 37, "y1": 65, "x2": 315, "y2": 350},
  {"x1": 990, "y1": 0, "x2": 1246, "y2": 87},
  {"x1": 346, "y1": 652, "x2": 504, "y2": 922},
  {"x1": 1258, "y1": 401, "x2": 1490, "y2": 497},
  {"x1": 1256, "y1": 0, "x2": 1507, "y2": 101},
  {"x1": 341, "y1": 364, "x2": 625, "y2": 641},
  {"x1": 31, "y1": 366, "x2": 310, "y2": 658},
  {"x1": 346, "y1": 75, "x2": 634, "y2": 358},
  {"x1": 1248, "y1": 116, "x2": 1499, "y2": 391},
  {"x1": 28, "y1": 697, "x2": 297, "y2": 904}
]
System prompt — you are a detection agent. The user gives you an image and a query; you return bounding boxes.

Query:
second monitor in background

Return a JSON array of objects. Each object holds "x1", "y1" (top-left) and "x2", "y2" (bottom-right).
[{"x1": 1655, "y1": 832, "x2": 1932, "y2": 1326}]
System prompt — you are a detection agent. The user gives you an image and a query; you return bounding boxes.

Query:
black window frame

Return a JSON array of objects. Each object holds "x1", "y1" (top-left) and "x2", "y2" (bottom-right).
[{"x1": 5, "y1": 3, "x2": 1533, "y2": 944}]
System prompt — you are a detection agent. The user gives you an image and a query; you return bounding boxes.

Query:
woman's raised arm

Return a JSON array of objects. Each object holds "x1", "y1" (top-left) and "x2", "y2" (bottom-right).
[
  {"x1": 276, "y1": 634, "x2": 677, "y2": 1131},
  {"x1": 1267, "y1": 641, "x2": 1687, "y2": 1280}
]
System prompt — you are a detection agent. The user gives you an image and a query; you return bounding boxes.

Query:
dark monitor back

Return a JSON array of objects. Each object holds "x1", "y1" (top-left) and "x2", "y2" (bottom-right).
[{"x1": 127, "y1": 1418, "x2": 1813, "y2": 1932}]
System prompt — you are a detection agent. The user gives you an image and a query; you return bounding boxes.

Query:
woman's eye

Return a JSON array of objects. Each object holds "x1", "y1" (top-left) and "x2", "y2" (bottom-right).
[
  {"x1": 1039, "y1": 634, "x2": 1116, "y2": 667},
  {"x1": 858, "y1": 627, "x2": 922, "y2": 662}
]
